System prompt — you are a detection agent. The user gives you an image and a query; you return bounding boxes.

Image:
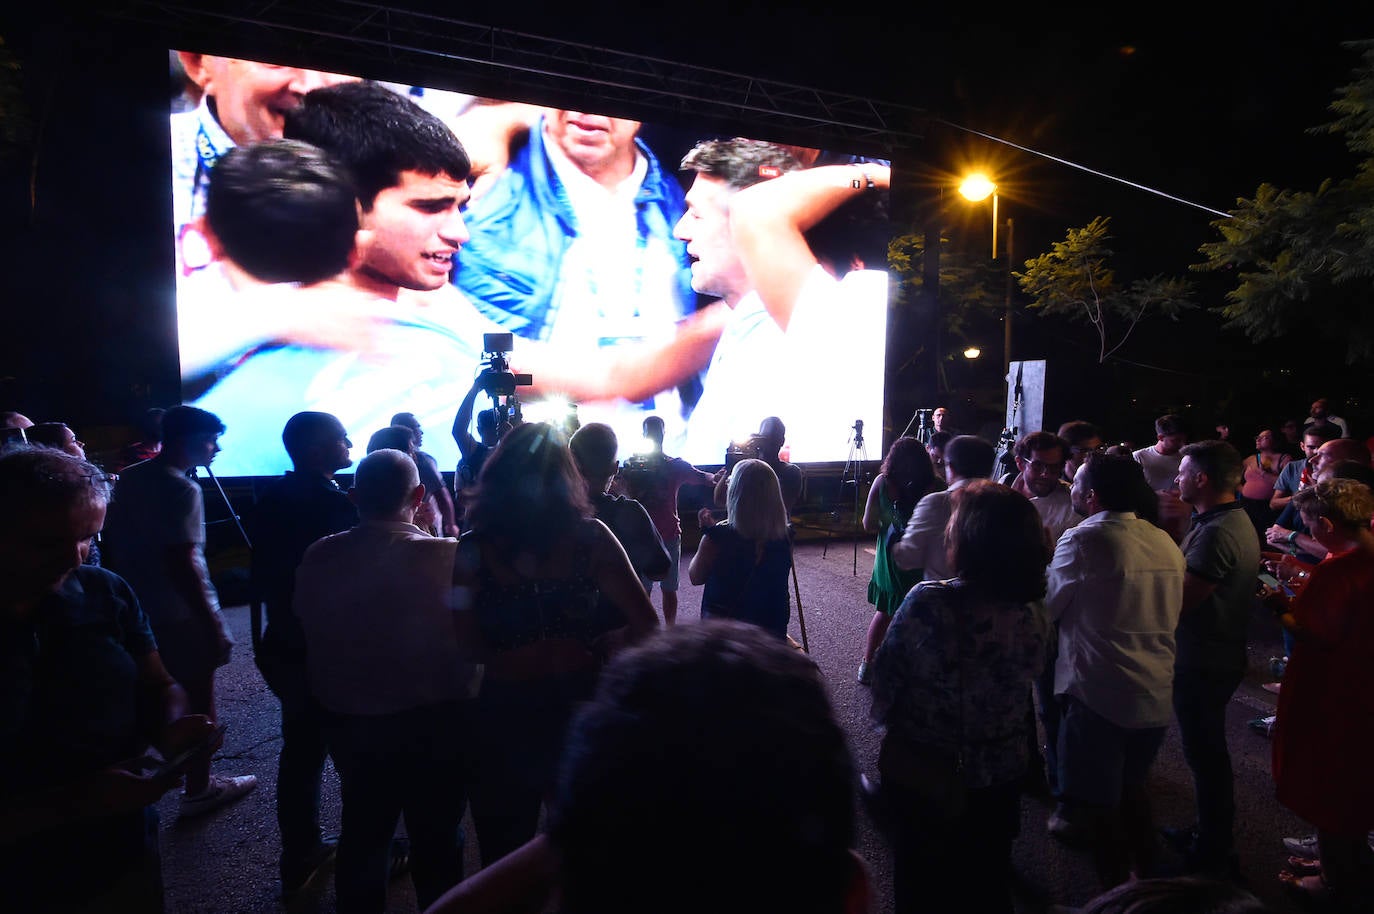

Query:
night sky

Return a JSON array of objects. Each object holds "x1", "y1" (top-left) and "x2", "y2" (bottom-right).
[{"x1": 3, "y1": 6, "x2": 1372, "y2": 440}]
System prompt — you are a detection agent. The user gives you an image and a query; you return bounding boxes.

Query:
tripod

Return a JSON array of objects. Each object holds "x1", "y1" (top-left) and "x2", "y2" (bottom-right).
[{"x1": 840, "y1": 419, "x2": 870, "y2": 575}]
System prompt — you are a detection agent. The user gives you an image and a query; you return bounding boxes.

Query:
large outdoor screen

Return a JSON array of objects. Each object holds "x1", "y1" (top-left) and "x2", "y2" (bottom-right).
[{"x1": 171, "y1": 51, "x2": 892, "y2": 477}]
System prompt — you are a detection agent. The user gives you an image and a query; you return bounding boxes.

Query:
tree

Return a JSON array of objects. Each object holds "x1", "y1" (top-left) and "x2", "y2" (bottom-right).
[
  {"x1": 1195, "y1": 39, "x2": 1374, "y2": 364},
  {"x1": 1017, "y1": 216, "x2": 1196, "y2": 363}
]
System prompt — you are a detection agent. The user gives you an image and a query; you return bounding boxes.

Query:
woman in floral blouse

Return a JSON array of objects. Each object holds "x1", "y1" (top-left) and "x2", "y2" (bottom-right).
[{"x1": 870, "y1": 480, "x2": 1052, "y2": 914}]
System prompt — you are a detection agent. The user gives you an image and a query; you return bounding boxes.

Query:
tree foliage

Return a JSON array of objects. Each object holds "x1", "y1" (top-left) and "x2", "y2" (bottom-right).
[
  {"x1": 1195, "y1": 39, "x2": 1374, "y2": 364},
  {"x1": 888, "y1": 231, "x2": 1006, "y2": 339},
  {"x1": 1017, "y1": 217, "x2": 1196, "y2": 363}
]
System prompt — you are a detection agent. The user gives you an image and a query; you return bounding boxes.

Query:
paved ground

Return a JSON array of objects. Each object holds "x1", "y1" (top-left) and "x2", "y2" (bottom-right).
[{"x1": 161, "y1": 536, "x2": 1312, "y2": 913}]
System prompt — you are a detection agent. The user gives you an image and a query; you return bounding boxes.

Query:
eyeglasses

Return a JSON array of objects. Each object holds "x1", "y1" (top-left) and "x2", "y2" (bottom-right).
[
  {"x1": 1026, "y1": 459, "x2": 1066, "y2": 475},
  {"x1": 1069, "y1": 444, "x2": 1107, "y2": 457}
]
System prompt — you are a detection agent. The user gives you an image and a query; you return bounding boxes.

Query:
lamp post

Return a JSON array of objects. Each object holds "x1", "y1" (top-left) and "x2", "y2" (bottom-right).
[{"x1": 959, "y1": 173, "x2": 1014, "y2": 375}]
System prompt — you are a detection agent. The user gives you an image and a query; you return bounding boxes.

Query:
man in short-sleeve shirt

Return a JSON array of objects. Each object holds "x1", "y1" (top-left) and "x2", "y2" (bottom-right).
[
  {"x1": 102, "y1": 406, "x2": 256, "y2": 816},
  {"x1": 615, "y1": 415, "x2": 721, "y2": 624},
  {"x1": 1167, "y1": 441, "x2": 1261, "y2": 873}
]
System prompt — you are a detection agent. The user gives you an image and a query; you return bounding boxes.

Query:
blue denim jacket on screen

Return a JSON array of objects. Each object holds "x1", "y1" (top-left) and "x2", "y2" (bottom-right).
[{"x1": 454, "y1": 117, "x2": 694, "y2": 341}]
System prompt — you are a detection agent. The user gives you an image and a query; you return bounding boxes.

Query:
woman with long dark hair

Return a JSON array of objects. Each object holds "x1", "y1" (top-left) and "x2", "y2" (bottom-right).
[
  {"x1": 455, "y1": 422, "x2": 657, "y2": 866},
  {"x1": 857, "y1": 436, "x2": 940, "y2": 685},
  {"x1": 870, "y1": 481, "x2": 1052, "y2": 914}
]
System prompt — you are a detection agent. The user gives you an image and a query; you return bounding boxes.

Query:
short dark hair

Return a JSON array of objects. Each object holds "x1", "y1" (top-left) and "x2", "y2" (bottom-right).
[
  {"x1": 25, "y1": 423, "x2": 74, "y2": 450},
  {"x1": 1154, "y1": 414, "x2": 1186, "y2": 437},
  {"x1": 1179, "y1": 440, "x2": 1244, "y2": 493},
  {"x1": 1058, "y1": 420, "x2": 1101, "y2": 449},
  {"x1": 679, "y1": 138, "x2": 801, "y2": 192},
  {"x1": 1015, "y1": 431, "x2": 1068, "y2": 462},
  {"x1": 1304, "y1": 421, "x2": 1342, "y2": 443},
  {"x1": 1081, "y1": 452, "x2": 1150, "y2": 513},
  {"x1": 161, "y1": 405, "x2": 225, "y2": 443},
  {"x1": 282, "y1": 411, "x2": 345, "y2": 464},
  {"x1": 948, "y1": 481, "x2": 1050, "y2": 602},
  {"x1": 569, "y1": 422, "x2": 619, "y2": 481},
  {"x1": 944, "y1": 434, "x2": 996, "y2": 480},
  {"x1": 927, "y1": 430, "x2": 954, "y2": 453},
  {"x1": 284, "y1": 81, "x2": 470, "y2": 208},
  {"x1": 642, "y1": 416, "x2": 665, "y2": 443},
  {"x1": 205, "y1": 139, "x2": 357, "y2": 284},
  {"x1": 390, "y1": 412, "x2": 420, "y2": 431},
  {"x1": 551, "y1": 620, "x2": 856, "y2": 914},
  {"x1": 366, "y1": 425, "x2": 414, "y2": 454},
  {"x1": 475, "y1": 408, "x2": 500, "y2": 436}
]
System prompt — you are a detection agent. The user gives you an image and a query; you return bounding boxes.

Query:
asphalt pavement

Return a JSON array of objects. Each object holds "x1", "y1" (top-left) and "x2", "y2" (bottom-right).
[{"x1": 160, "y1": 536, "x2": 1313, "y2": 913}]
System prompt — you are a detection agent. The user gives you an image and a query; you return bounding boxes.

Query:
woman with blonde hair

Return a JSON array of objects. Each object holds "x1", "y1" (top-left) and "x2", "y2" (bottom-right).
[{"x1": 689, "y1": 458, "x2": 793, "y2": 637}]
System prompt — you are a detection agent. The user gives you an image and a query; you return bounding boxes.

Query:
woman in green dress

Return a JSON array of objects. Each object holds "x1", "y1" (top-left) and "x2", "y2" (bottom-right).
[{"x1": 857, "y1": 436, "x2": 941, "y2": 684}]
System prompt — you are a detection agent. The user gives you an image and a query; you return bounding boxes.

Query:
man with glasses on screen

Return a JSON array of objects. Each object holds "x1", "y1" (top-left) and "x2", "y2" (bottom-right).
[{"x1": 170, "y1": 53, "x2": 357, "y2": 277}]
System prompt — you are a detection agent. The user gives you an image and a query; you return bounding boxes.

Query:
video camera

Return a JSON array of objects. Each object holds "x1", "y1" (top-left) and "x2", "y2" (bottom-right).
[
  {"x1": 478, "y1": 332, "x2": 533, "y2": 398},
  {"x1": 724, "y1": 436, "x2": 764, "y2": 471}
]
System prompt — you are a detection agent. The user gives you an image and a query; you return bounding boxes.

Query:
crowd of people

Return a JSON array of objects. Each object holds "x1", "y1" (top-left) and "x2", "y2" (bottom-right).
[
  {"x1": 4, "y1": 392, "x2": 1369, "y2": 913},
  {"x1": 856, "y1": 398, "x2": 1374, "y2": 912}
]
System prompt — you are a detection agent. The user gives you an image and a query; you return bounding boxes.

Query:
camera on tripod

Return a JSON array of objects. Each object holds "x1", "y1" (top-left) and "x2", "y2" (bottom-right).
[{"x1": 994, "y1": 425, "x2": 1019, "y2": 479}]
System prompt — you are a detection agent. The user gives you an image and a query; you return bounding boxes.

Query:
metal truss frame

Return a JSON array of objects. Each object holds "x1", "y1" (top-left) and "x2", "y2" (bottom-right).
[{"x1": 104, "y1": 0, "x2": 927, "y2": 155}]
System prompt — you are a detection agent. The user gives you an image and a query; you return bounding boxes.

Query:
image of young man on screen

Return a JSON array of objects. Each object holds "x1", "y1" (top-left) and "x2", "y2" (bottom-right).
[
  {"x1": 187, "y1": 83, "x2": 499, "y2": 476},
  {"x1": 674, "y1": 139, "x2": 888, "y2": 464}
]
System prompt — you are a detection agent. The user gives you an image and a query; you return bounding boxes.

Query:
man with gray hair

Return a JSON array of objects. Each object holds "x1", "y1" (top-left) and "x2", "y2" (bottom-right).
[
  {"x1": 0, "y1": 447, "x2": 219, "y2": 911},
  {"x1": 293, "y1": 448, "x2": 476, "y2": 913},
  {"x1": 1162, "y1": 440, "x2": 1260, "y2": 876}
]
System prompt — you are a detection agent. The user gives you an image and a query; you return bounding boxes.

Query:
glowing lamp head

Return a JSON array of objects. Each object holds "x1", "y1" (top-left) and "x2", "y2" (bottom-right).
[
  {"x1": 963, "y1": 346, "x2": 982, "y2": 360},
  {"x1": 959, "y1": 174, "x2": 996, "y2": 202}
]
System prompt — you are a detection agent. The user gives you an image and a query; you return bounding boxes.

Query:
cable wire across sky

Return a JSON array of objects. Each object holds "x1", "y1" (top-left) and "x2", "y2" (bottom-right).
[{"x1": 937, "y1": 119, "x2": 1235, "y2": 220}]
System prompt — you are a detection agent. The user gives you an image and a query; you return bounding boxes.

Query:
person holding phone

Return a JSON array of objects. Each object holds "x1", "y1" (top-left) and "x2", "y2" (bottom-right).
[{"x1": 0, "y1": 446, "x2": 220, "y2": 912}]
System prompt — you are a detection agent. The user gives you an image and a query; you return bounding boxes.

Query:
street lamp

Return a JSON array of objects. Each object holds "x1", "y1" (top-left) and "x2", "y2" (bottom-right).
[{"x1": 958, "y1": 173, "x2": 1015, "y2": 375}]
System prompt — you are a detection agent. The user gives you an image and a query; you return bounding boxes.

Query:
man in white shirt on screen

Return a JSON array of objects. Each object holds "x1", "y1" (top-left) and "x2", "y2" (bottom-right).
[{"x1": 675, "y1": 139, "x2": 889, "y2": 464}]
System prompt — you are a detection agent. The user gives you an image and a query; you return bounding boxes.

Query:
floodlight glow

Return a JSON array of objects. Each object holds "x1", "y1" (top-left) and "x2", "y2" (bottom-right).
[{"x1": 959, "y1": 173, "x2": 996, "y2": 202}]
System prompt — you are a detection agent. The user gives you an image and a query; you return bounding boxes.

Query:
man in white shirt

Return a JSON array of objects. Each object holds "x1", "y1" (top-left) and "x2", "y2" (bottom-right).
[
  {"x1": 101, "y1": 406, "x2": 257, "y2": 818},
  {"x1": 1046, "y1": 452, "x2": 1185, "y2": 887},
  {"x1": 1006, "y1": 430, "x2": 1080, "y2": 800},
  {"x1": 293, "y1": 449, "x2": 478, "y2": 913},
  {"x1": 1133, "y1": 413, "x2": 1190, "y2": 541},
  {"x1": 685, "y1": 145, "x2": 889, "y2": 464},
  {"x1": 1132, "y1": 414, "x2": 1188, "y2": 492},
  {"x1": 1009, "y1": 431, "x2": 1080, "y2": 544},
  {"x1": 1304, "y1": 397, "x2": 1351, "y2": 438},
  {"x1": 891, "y1": 435, "x2": 995, "y2": 580}
]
